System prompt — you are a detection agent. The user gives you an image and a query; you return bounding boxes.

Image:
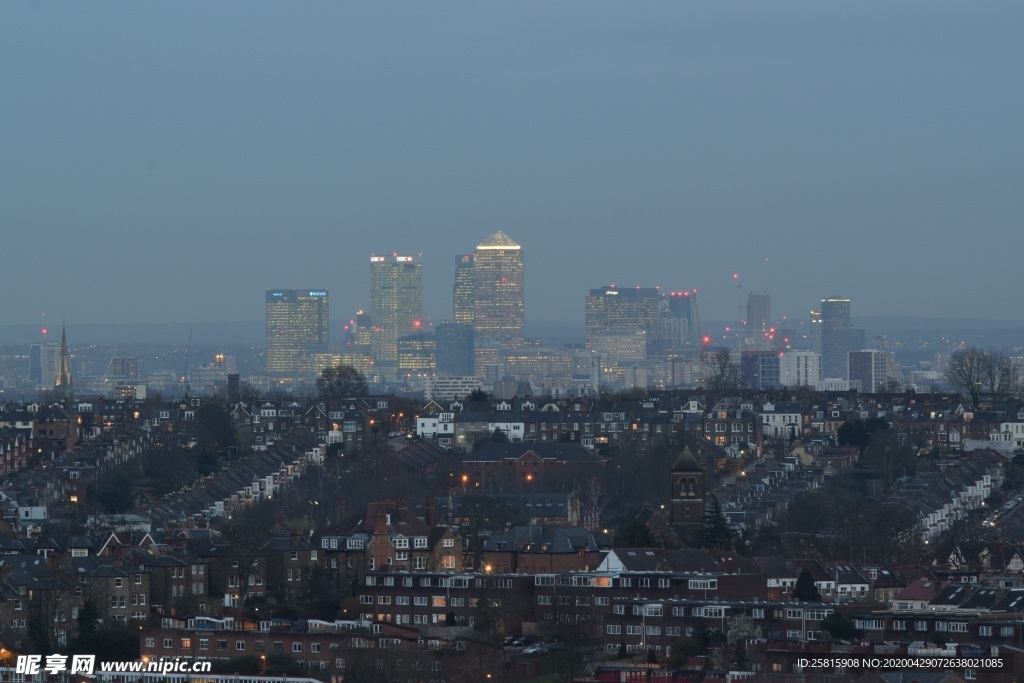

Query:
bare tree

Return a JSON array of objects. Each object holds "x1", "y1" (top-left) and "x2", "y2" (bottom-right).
[
  {"x1": 981, "y1": 351, "x2": 1019, "y2": 404},
  {"x1": 945, "y1": 348, "x2": 988, "y2": 408},
  {"x1": 317, "y1": 365, "x2": 368, "y2": 398},
  {"x1": 705, "y1": 348, "x2": 742, "y2": 393},
  {"x1": 946, "y1": 347, "x2": 1020, "y2": 408}
]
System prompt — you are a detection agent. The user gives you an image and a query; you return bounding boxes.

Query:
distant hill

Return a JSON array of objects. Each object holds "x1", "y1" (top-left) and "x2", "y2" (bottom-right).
[{"x1": 854, "y1": 315, "x2": 1024, "y2": 332}]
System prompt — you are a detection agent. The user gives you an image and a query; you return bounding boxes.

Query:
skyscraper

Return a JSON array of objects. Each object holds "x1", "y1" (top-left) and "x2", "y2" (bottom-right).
[
  {"x1": 370, "y1": 254, "x2": 423, "y2": 364},
  {"x1": 663, "y1": 291, "x2": 697, "y2": 346},
  {"x1": 472, "y1": 231, "x2": 524, "y2": 348},
  {"x1": 820, "y1": 297, "x2": 864, "y2": 379},
  {"x1": 453, "y1": 254, "x2": 474, "y2": 325},
  {"x1": 585, "y1": 286, "x2": 662, "y2": 357},
  {"x1": 848, "y1": 349, "x2": 887, "y2": 394},
  {"x1": 435, "y1": 322, "x2": 475, "y2": 377},
  {"x1": 30, "y1": 340, "x2": 60, "y2": 387},
  {"x1": 265, "y1": 289, "x2": 329, "y2": 380},
  {"x1": 745, "y1": 293, "x2": 771, "y2": 347}
]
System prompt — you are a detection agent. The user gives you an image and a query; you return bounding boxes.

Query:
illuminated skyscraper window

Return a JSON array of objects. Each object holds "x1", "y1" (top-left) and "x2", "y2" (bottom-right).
[
  {"x1": 265, "y1": 289, "x2": 329, "y2": 380},
  {"x1": 370, "y1": 255, "x2": 423, "y2": 364},
  {"x1": 453, "y1": 254, "x2": 474, "y2": 325},
  {"x1": 472, "y1": 231, "x2": 524, "y2": 348}
]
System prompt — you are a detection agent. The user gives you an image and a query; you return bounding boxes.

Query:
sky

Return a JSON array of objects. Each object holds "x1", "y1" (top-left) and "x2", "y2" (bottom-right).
[{"x1": 2, "y1": 1, "x2": 1022, "y2": 333}]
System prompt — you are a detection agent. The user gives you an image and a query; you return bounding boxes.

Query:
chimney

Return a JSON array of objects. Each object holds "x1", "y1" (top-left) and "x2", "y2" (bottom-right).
[
  {"x1": 395, "y1": 497, "x2": 406, "y2": 521},
  {"x1": 372, "y1": 510, "x2": 390, "y2": 573},
  {"x1": 373, "y1": 511, "x2": 387, "y2": 536},
  {"x1": 425, "y1": 496, "x2": 437, "y2": 527},
  {"x1": 335, "y1": 497, "x2": 347, "y2": 527}
]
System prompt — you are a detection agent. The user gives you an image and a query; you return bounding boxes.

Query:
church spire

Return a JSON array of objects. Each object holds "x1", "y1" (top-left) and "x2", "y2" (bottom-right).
[{"x1": 54, "y1": 323, "x2": 73, "y2": 401}]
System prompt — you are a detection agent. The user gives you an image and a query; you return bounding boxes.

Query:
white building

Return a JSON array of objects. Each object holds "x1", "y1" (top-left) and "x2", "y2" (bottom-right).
[
  {"x1": 425, "y1": 376, "x2": 481, "y2": 403},
  {"x1": 779, "y1": 351, "x2": 821, "y2": 388}
]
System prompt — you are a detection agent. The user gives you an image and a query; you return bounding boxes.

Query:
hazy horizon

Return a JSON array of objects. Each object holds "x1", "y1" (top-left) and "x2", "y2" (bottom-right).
[{"x1": 3, "y1": 2, "x2": 1021, "y2": 330}]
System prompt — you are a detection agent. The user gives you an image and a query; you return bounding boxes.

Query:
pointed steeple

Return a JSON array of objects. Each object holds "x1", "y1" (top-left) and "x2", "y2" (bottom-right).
[{"x1": 54, "y1": 323, "x2": 73, "y2": 401}]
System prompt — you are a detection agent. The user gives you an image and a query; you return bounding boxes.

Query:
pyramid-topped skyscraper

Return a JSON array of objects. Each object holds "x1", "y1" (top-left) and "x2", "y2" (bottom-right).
[{"x1": 472, "y1": 230, "x2": 524, "y2": 349}]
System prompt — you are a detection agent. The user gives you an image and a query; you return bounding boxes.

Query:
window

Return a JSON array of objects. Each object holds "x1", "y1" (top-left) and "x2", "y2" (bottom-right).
[
  {"x1": 163, "y1": 638, "x2": 172, "y2": 649},
  {"x1": 199, "y1": 639, "x2": 209, "y2": 651},
  {"x1": 115, "y1": 578, "x2": 123, "y2": 588},
  {"x1": 293, "y1": 643, "x2": 302, "y2": 653},
  {"x1": 626, "y1": 625, "x2": 641, "y2": 635},
  {"x1": 146, "y1": 638, "x2": 155, "y2": 648},
  {"x1": 606, "y1": 625, "x2": 621, "y2": 634},
  {"x1": 236, "y1": 641, "x2": 246, "y2": 651},
  {"x1": 442, "y1": 538, "x2": 455, "y2": 548},
  {"x1": 688, "y1": 579, "x2": 717, "y2": 590}
]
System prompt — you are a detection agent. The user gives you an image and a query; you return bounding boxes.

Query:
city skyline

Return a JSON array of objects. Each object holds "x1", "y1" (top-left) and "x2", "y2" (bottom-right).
[{"x1": 2, "y1": 3, "x2": 1022, "y2": 329}]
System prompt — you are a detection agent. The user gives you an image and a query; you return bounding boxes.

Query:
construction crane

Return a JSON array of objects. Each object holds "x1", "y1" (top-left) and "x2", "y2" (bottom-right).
[
  {"x1": 692, "y1": 289, "x2": 709, "y2": 389},
  {"x1": 181, "y1": 328, "x2": 193, "y2": 395},
  {"x1": 101, "y1": 344, "x2": 119, "y2": 385},
  {"x1": 876, "y1": 336, "x2": 904, "y2": 391}
]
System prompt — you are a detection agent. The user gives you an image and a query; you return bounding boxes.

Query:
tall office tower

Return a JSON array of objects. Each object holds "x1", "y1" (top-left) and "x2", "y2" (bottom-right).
[
  {"x1": 397, "y1": 332, "x2": 436, "y2": 376},
  {"x1": 585, "y1": 286, "x2": 662, "y2": 357},
  {"x1": 849, "y1": 349, "x2": 888, "y2": 394},
  {"x1": 349, "y1": 310, "x2": 373, "y2": 345},
  {"x1": 663, "y1": 291, "x2": 697, "y2": 346},
  {"x1": 472, "y1": 231, "x2": 524, "y2": 348},
  {"x1": 265, "y1": 289, "x2": 330, "y2": 380},
  {"x1": 435, "y1": 322, "x2": 475, "y2": 377},
  {"x1": 30, "y1": 341, "x2": 61, "y2": 387},
  {"x1": 370, "y1": 255, "x2": 424, "y2": 363},
  {"x1": 807, "y1": 310, "x2": 823, "y2": 353},
  {"x1": 820, "y1": 296, "x2": 864, "y2": 379},
  {"x1": 453, "y1": 254, "x2": 475, "y2": 325},
  {"x1": 745, "y1": 293, "x2": 771, "y2": 347}
]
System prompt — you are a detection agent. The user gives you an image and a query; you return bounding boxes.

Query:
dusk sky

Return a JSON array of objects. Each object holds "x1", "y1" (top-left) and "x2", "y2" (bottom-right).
[{"x1": 3, "y1": 2, "x2": 1021, "y2": 331}]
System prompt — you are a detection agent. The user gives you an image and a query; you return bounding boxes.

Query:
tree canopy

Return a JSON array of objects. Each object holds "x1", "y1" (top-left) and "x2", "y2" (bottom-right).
[
  {"x1": 792, "y1": 568, "x2": 822, "y2": 601},
  {"x1": 317, "y1": 365, "x2": 368, "y2": 398},
  {"x1": 944, "y1": 347, "x2": 1019, "y2": 408}
]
